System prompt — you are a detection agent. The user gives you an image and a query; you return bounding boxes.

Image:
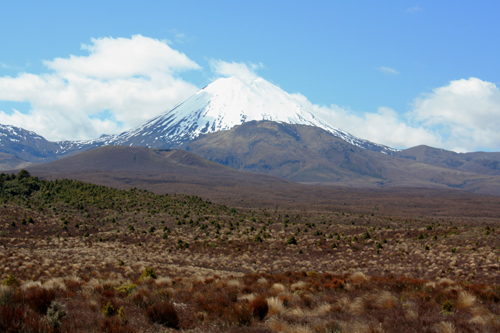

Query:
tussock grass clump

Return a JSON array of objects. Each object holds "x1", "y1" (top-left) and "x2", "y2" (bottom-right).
[
  {"x1": 455, "y1": 291, "x2": 475, "y2": 309},
  {"x1": 24, "y1": 286, "x2": 56, "y2": 314},
  {"x1": 146, "y1": 300, "x2": 179, "y2": 329},
  {"x1": 270, "y1": 283, "x2": 286, "y2": 294},
  {"x1": 230, "y1": 303, "x2": 252, "y2": 326},
  {"x1": 348, "y1": 271, "x2": 369, "y2": 283},
  {"x1": 266, "y1": 296, "x2": 286, "y2": 316},
  {"x1": 373, "y1": 290, "x2": 397, "y2": 309},
  {"x1": 469, "y1": 306, "x2": 498, "y2": 326},
  {"x1": 347, "y1": 297, "x2": 366, "y2": 315},
  {"x1": 155, "y1": 276, "x2": 173, "y2": 287},
  {"x1": 291, "y1": 281, "x2": 307, "y2": 291},
  {"x1": 250, "y1": 296, "x2": 268, "y2": 320},
  {"x1": 267, "y1": 317, "x2": 313, "y2": 333},
  {"x1": 433, "y1": 321, "x2": 455, "y2": 333}
]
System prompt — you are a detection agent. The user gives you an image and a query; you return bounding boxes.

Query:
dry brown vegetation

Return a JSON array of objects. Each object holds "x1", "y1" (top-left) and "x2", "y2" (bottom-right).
[{"x1": 1, "y1": 171, "x2": 500, "y2": 332}]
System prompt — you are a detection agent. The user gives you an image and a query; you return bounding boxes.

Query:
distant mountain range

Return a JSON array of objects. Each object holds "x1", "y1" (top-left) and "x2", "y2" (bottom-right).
[{"x1": 1, "y1": 76, "x2": 500, "y2": 195}]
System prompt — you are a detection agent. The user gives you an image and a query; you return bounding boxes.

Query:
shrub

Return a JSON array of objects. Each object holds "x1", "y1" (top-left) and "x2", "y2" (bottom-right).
[
  {"x1": 46, "y1": 300, "x2": 66, "y2": 329},
  {"x1": 24, "y1": 287, "x2": 56, "y2": 314},
  {"x1": 115, "y1": 283, "x2": 137, "y2": 296},
  {"x1": 442, "y1": 300, "x2": 453, "y2": 313},
  {"x1": 325, "y1": 278, "x2": 345, "y2": 290},
  {"x1": 250, "y1": 297, "x2": 269, "y2": 320},
  {"x1": 102, "y1": 301, "x2": 116, "y2": 317},
  {"x1": 140, "y1": 268, "x2": 157, "y2": 280},
  {"x1": 253, "y1": 235, "x2": 263, "y2": 243},
  {"x1": 231, "y1": 303, "x2": 252, "y2": 326},
  {"x1": 117, "y1": 306, "x2": 125, "y2": 318},
  {"x1": 146, "y1": 300, "x2": 179, "y2": 329},
  {"x1": 2, "y1": 274, "x2": 18, "y2": 287},
  {"x1": 286, "y1": 235, "x2": 297, "y2": 245}
]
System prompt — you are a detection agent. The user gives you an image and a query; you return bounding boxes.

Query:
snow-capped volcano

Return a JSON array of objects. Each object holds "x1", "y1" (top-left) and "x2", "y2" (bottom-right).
[{"x1": 95, "y1": 76, "x2": 394, "y2": 153}]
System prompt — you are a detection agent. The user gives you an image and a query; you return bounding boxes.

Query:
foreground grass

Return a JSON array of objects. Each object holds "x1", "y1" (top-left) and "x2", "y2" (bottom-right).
[
  {"x1": 1, "y1": 171, "x2": 500, "y2": 331},
  {"x1": 1, "y1": 269, "x2": 499, "y2": 332}
]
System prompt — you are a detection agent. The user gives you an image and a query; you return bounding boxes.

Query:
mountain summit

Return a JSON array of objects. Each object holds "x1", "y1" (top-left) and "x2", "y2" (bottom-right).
[{"x1": 95, "y1": 76, "x2": 394, "y2": 153}]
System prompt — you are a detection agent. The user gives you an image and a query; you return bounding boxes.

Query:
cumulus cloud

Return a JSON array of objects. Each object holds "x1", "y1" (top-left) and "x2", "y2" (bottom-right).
[
  {"x1": 291, "y1": 93, "x2": 441, "y2": 149},
  {"x1": 46, "y1": 35, "x2": 199, "y2": 79},
  {"x1": 294, "y1": 77, "x2": 500, "y2": 152},
  {"x1": 410, "y1": 77, "x2": 500, "y2": 152},
  {"x1": 0, "y1": 35, "x2": 200, "y2": 141},
  {"x1": 210, "y1": 60, "x2": 263, "y2": 81}
]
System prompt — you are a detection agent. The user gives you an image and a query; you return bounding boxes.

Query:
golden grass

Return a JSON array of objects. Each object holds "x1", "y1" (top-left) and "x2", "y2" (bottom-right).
[
  {"x1": 373, "y1": 290, "x2": 397, "y2": 309},
  {"x1": 290, "y1": 280, "x2": 307, "y2": 291},
  {"x1": 270, "y1": 283, "x2": 286, "y2": 294},
  {"x1": 267, "y1": 317, "x2": 313, "y2": 333},
  {"x1": 469, "y1": 306, "x2": 499, "y2": 326},
  {"x1": 266, "y1": 296, "x2": 286, "y2": 316},
  {"x1": 433, "y1": 321, "x2": 456, "y2": 333},
  {"x1": 455, "y1": 291, "x2": 475, "y2": 309},
  {"x1": 348, "y1": 271, "x2": 369, "y2": 283}
]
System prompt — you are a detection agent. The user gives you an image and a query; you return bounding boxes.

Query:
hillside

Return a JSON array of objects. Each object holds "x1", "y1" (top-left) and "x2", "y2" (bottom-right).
[
  {"x1": 26, "y1": 145, "x2": 296, "y2": 200},
  {"x1": 1, "y1": 170, "x2": 500, "y2": 332},
  {"x1": 184, "y1": 121, "x2": 500, "y2": 195},
  {"x1": 397, "y1": 145, "x2": 500, "y2": 175}
]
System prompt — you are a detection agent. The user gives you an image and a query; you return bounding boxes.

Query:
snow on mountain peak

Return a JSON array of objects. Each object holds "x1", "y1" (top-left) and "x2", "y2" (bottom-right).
[{"x1": 93, "y1": 75, "x2": 395, "y2": 153}]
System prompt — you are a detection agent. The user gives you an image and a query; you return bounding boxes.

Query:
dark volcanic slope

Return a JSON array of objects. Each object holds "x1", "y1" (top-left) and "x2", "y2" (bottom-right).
[
  {"x1": 183, "y1": 121, "x2": 500, "y2": 194},
  {"x1": 26, "y1": 145, "x2": 295, "y2": 198},
  {"x1": 397, "y1": 145, "x2": 500, "y2": 175},
  {"x1": 22, "y1": 145, "x2": 500, "y2": 220}
]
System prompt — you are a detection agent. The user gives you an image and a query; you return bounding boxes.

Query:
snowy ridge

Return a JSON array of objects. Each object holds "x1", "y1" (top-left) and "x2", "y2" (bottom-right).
[
  {"x1": 88, "y1": 76, "x2": 395, "y2": 153},
  {"x1": 0, "y1": 124, "x2": 45, "y2": 142}
]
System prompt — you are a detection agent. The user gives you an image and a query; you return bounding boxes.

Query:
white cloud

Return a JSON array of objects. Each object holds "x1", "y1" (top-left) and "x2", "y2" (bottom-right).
[
  {"x1": 406, "y1": 5, "x2": 421, "y2": 13},
  {"x1": 46, "y1": 35, "x2": 199, "y2": 79},
  {"x1": 377, "y1": 66, "x2": 399, "y2": 75},
  {"x1": 210, "y1": 60, "x2": 263, "y2": 81},
  {"x1": 168, "y1": 29, "x2": 191, "y2": 44},
  {"x1": 0, "y1": 35, "x2": 200, "y2": 141},
  {"x1": 296, "y1": 77, "x2": 500, "y2": 152},
  {"x1": 292, "y1": 93, "x2": 441, "y2": 149},
  {"x1": 410, "y1": 77, "x2": 500, "y2": 152}
]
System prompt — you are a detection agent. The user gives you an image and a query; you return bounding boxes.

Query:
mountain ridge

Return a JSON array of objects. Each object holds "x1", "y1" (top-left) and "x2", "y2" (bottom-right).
[
  {"x1": 84, "y1": 76, "x2": 396, "y2": 154},
  {"x1": 1, "y1": 76, "x2": 500, "y2": 195},
  {"x1": 182, "y1": 120, "x2": 500, "y2": 194}
]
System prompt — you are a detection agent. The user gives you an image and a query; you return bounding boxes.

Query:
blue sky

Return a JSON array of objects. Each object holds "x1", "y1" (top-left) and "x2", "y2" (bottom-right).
[{"x1": 1, "y1": 1, "x2": 499, "y2": 152}]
